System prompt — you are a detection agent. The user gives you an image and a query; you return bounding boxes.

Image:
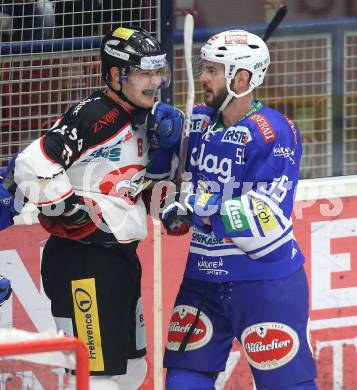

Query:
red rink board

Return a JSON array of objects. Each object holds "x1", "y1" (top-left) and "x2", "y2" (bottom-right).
[{"x1": 0, "y1": 197, "x2": 357, "y2": 389}]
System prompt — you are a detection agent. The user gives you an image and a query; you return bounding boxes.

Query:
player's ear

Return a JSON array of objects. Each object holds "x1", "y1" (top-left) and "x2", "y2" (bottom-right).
[
  {"x1": 234, "y1": 69, "x2": 250, "y2": 89},
  {"x1": 109, "y1": 67, "x2": 121, "y2": 86},
  {"x1": 235, "y1": 69, "x2": 249, "y2": 87}
]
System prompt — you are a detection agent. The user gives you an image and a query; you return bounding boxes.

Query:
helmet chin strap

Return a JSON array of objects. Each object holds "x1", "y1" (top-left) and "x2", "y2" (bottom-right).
[
  {"x1": 218, "y1": 78, "x2": 255, "y2": 112},
  {"x1": 103, "y1": 76, "x2": 142, "y2": 110}
]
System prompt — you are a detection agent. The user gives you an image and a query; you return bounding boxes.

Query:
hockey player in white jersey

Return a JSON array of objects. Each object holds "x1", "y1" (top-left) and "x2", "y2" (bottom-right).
[{"x1": 14, "y1": 26, "x2": 183, "y2": 390}]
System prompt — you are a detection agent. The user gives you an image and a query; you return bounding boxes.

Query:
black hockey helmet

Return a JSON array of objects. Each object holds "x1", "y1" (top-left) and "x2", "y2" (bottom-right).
[{"x1": 101, "y1": 26, "x2": 167, "y2": 81}]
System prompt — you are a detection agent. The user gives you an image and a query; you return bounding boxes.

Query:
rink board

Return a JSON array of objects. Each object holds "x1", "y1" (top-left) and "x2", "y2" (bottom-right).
[{"x1": 0, "y1": 176, "x2": 357, "y2": 389}]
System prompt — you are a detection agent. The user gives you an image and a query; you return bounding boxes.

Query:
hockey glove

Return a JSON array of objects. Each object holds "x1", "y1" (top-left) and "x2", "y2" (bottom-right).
[
  {"x1": 151, "y1": 102, "x2": 184, "y2": 149},
  {"x1": 0, "y1": 153, "x2": 22, "y2": 231},
  {"x1": 38, "y1": 195, "x2": 103, "y2": 240},
  {"x1": 160, "y1": 192, "x2": 192, "y2": 235},
  {"x1": 131, "y1": 108, "x2": 160, "y2": 150},
  {"x1": 0, "y1": 275, "x2": 12, "y2": 307},
  {"x1": 160, "y1": 192, "x2": 221, "y2": 235},
  {"x1": 132, "y1": 103, "x2": 184, "y2": 150},
  {"x1": 185, "y1": 193, "x2": 221, "y2": 230}
]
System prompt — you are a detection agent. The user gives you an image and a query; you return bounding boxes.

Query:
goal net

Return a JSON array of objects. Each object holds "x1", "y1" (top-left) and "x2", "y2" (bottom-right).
[
  {"x1": 0, "y1": 0, "x2": 160, "y2": 167},
  {"x1": 0, "y1": 328, "x2": 88, "y2": 390}
]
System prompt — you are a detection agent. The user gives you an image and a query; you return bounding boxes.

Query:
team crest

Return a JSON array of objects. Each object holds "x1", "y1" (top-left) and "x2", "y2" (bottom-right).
[{"x1": 99, "y1": 164, "x2": 145, "y2": 204}]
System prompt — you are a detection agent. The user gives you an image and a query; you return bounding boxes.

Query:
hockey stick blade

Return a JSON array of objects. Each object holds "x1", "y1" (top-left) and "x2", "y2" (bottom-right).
[{"x1": 262, "y1": 5, "x2": 287, "y2": 42}]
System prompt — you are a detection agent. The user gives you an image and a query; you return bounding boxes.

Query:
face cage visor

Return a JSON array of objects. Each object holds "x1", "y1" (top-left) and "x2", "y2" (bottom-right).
[
  {"x1": 195, "y1": 58, "x2": 226, "y2": 80},
  {"x1": 119, "y1": 52, "x2": 171, "y2": 89}
]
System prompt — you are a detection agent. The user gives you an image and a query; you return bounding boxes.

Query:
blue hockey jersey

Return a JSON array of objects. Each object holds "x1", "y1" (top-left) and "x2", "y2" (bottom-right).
[{"x1": 183, "y1": 100, "x2": 305, "y2": 281}]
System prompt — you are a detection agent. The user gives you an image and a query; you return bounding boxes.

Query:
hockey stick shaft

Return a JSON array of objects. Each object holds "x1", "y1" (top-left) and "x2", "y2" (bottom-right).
[
  {"x1": 262, "y1": 5, "x2": 287, "y2": 42},
  {"x1": 177, "y1": 14, "x2": 195, "y2": 185},
  {"x1": 183, "y1": 14, "x2": 195, "y2": 137},
  {"x1": 153, "y1": 217, "x2": 163, "y2": 390}
]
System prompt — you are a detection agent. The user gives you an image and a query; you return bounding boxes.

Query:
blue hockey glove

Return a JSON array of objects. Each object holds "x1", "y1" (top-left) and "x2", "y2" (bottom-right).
[
  {"x1": 0, "y1": 153, "x2": 22, "y2": 231},
  {"x1": 185, "y1": 193, "x2": 221, "y2": 229},
  {"x1": 131, "y1": 103, "x2": 184, "y2": 150},
  {"x1": 0, "y1": 276, "x2": 12, "y2": 306},
  {"x1": 160, "y1": 192, "x2": 192, "y2": 235},
  {"x1": 151, "y1": 102, "x2": 184, "y2": 149},
  {"x1": 131, "y1": 108, "x2": 160, "y2": 150}
]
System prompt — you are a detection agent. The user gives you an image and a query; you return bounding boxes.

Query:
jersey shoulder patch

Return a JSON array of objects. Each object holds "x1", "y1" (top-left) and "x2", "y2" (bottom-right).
[
  {"x1": 70, "y1": 93, "x2": 103, "y2": 118},
  {"x1": 283, "y1": 115, "x2": 299, "y2": 145},
  {"x1": 67, "y1": 91, "x2": 127, "y2": 137},
  {"x1": 190, "y1": 104, "x2": 216, "y2": 133},
  {"x1": 192, "y1": 103, "x2": 217, "y2": 117},
  {"x1": 248, "y1": 112, "x2": 276, "y2": 144},
  {"x1": 248, "y1": 107, "x2": 300, "y2": 167}
]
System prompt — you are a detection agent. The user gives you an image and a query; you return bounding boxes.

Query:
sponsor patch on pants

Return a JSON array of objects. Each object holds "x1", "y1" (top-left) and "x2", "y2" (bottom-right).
[
  {"x1": 72, "y1": 278, "x2": 104, "y2": 371},
  {"x1": 136, "y1": 297, "x2": 147, "y2": 350},
  {"x1": 166, "y1": 305, "x2": 213, "y2": 351},
  {"x1": 241, "y1": 322, "x2": 300, "y2": 370}
]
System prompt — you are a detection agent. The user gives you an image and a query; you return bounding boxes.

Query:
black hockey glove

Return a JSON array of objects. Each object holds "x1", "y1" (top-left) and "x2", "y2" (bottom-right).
[
  {"x1": 38, "y1": 195, "x2": 102, "y2": 240},
  {"x1": 61, "y1": 200, "x2": 93, "y2": 229}
]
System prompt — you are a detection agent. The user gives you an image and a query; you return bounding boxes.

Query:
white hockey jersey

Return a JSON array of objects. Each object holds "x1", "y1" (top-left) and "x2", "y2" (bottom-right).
[{"x1": 14, "y1": 90, "x2": 176, "y2": 242}]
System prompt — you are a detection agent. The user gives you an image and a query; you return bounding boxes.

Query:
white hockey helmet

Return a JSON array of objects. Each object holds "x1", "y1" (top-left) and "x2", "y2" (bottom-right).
[{"x1": 201, "y1": 30, "x2": 270, "y2": 110}]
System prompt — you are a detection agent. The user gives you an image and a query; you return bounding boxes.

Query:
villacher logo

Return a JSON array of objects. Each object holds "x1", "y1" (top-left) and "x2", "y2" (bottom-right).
[
  {"x1": 166, "y1": 305, "x2": 213, "y2": 351},
  {"x1": 241, "y1": 322, "x2": 300, "y2": 370}
]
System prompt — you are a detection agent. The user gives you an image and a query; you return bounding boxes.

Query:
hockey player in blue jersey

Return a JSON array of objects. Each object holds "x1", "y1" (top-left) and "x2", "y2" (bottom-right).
[{"x1": 160, "y1": 30, "x2": 318, "y2": 389}]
